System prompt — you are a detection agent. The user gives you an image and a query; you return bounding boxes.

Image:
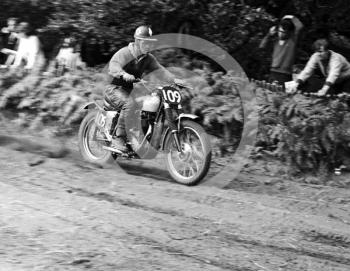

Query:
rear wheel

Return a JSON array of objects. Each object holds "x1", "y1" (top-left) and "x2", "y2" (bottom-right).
[
  {"x1": 164, "y1": 120, "x2": 211, "y2": 185},
  {"x1": 78, "y1": 111, "x2": 113, "y2": 164}
]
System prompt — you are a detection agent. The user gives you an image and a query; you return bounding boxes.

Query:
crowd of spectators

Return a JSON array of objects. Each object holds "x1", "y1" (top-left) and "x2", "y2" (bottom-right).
[
  {"x1": 260, "y1": 15, "x2": 350, "y2": 96},
  {"x1": 0, "y1": 18, "x2": 85, "y2": 75}
]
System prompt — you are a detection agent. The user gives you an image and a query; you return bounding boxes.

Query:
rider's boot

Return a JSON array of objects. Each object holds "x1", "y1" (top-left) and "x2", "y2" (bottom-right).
[{"x1": 111, "y1": 136, "x2": 128, "y2": 153}]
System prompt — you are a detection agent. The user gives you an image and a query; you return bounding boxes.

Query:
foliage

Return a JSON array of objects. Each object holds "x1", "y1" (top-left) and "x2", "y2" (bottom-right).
[
  {"x1": 2, "y1": 0, "x2": 350, "y2": 79},
  {"x1": 0, "y1": 68, "x2": 107, "y2": 131},
  {"x1": 190, "y1": 70, "x2": 244, "y2": 151},
  {"x1": 0, "y1": 0, "x2": 275, "y2": 76},
  {"x1": 256, "y1": 88, "x2": 350, "y2": 175},
  {"x1": 1, "y1": 66, "x2": 350, "y2": 176}
]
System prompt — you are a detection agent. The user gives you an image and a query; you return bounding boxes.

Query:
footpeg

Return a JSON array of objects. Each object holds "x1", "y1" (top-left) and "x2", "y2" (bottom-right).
[
  {"x1": 102, "y1": 145, "x2": 123, "y2": 154},
  {"x1": 102, "y1": 146, "x2": 138, "y2": 159}
]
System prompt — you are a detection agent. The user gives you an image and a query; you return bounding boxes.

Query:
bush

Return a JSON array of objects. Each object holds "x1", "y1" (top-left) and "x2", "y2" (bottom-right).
[
  {"x1": 0, "y1": 68, "x2": 108, "y2": 132},
  {"x1": 256, "y1": 88, "x2": 350, "y2": 175},
  {"x1": 2, "y1": 67, "x2": 350, "y2": 177},
  {"x1": 190, "y1": 70, "x2": 245, "y2": 154}
]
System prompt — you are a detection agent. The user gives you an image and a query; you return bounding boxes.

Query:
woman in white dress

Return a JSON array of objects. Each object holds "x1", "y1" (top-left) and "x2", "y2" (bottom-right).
[{"x1": 12, "y1": 22, "x2": 45, "y2": 72}]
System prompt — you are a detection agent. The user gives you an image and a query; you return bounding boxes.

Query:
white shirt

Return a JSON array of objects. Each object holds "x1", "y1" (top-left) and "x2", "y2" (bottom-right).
[
  {"x1": 298, "y1": 50, "x2": 350, "y2": 85},
  {"x1": 56, "y1": 47, "x2": 83, "y2": 70},
  {"x1": 13, "y1": 35, "x2": 40, "y2": 69}
]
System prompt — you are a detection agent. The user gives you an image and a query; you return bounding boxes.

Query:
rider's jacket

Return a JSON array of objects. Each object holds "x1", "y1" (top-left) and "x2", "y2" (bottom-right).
[{"x1": 109, "y1": 42, "x2": 165, "y2": 90}]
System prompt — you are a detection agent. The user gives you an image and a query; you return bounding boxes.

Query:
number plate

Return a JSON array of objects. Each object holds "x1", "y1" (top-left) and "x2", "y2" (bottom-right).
[
  {"x1": 161, "y1": 86, "x2": 182, "y2": 105},
  {"x1": 95, "y1": 111, "x2": 106, "y2": 128}
]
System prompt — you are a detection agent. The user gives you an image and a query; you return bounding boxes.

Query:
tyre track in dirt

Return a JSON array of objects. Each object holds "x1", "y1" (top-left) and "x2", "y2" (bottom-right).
[
  {"x1": 0, "y1": 182, "x2": 227, "y2": 271},
  {"x1": 2, "y1": 179, "x2": 349, "y2": 271},
  {"x1": 1, "y1": 146, "x2": 350, "y2": 270},
  {"x1": 0, "y1": 144, "x2": 259, "y2": 271},
  {"x1": 63, "y1": 186, "x2": 350, "y2": 267},
  {"x1": 1, "y1": 178, "x2": 266, "y2": 271}
]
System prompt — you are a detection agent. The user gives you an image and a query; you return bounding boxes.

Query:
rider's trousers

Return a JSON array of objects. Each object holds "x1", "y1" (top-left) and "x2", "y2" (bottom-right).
[{"x1": 104, "y1": 85, "x2": 135, "y2": 138}]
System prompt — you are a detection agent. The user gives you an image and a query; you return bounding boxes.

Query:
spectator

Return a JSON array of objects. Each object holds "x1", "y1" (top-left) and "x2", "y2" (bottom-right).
[
  {"x1": 12, "y1": 22, "x2": 45, "y2": 72},
  {"x1": 0, "y1": 17, "x2": 18, "y2": 67},
  {"x1": 289, "y1": 38, "x2": 350, "y2": 96},
  {"x1": 259, "y1": 15, "x2": 303, "y2": 85},
  {"x1": 54, "y1": 36, "x2": 85, "y2": 75}
]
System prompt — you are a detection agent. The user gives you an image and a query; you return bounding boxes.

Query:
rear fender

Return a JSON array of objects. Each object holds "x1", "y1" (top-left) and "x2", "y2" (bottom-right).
[{"x1": 79, "y1": 100, "x2": 104, "y2": 111}]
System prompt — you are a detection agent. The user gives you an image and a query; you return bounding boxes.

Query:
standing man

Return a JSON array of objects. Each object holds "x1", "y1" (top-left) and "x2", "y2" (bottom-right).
[{"x1": 260, "y1": 15, "x2": 303, "y2": 85}]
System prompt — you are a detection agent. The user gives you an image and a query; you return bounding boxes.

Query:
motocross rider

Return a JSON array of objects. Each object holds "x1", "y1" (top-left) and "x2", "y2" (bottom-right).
[{"x1": 104, "y1": 25, "x2": 175, "y2": 152}]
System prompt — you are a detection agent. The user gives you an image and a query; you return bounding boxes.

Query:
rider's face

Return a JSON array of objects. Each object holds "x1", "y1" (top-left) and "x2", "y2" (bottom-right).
[{"x1": 137, "y1": 39, "x2": 154, "y2": 54}]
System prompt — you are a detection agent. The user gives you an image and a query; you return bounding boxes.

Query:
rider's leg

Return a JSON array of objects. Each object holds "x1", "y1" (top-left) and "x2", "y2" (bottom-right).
[
  {"x1": 104, "y1": 86, "x2": 132, "y2": 152},
  {"x1": 114, "y1": 94, "x2": 135, "y2": 137}
]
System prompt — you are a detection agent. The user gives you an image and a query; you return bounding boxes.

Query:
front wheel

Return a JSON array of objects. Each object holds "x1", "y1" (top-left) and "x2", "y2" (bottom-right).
[
  {"x1": 78, "y1": 111, "x2": 113, "y2": 164},
  {"x1": 164, "y1": 120, "x2": 211, "y2": 185}
]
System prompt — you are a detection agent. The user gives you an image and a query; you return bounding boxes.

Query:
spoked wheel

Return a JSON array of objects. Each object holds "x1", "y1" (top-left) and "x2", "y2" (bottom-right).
[
  {"x1": 78, "y1": 111, "x2": 112, "y2": 164},
  {"x1": 164, "y1": 120, "x2": 211, "y2": 185}
]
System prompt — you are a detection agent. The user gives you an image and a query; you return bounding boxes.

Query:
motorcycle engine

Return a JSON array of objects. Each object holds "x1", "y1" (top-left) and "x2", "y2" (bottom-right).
[{"x1": 141, "y1": 111, "x2": 157, "y2": 133}]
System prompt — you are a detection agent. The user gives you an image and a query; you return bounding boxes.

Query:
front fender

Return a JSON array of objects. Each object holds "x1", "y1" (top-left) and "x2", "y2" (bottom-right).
[
  {"x1": 176, "y1": 113, "x2": 198, "y2": 130},
  {"x1": 177, "y1": 113, "x2": 199, "y2": 120},
  {"x1": 160, "y1": 113, "x2": 199, "y2": 150}
]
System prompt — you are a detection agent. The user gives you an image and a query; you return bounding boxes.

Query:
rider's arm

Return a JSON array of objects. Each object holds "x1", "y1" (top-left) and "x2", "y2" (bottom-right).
[
  {"x1": 108, "y1": 47, "x2": 133, "y2": 77},
  {"x1": 146, "y1": 54, "x2": 175, "y2": 83}
]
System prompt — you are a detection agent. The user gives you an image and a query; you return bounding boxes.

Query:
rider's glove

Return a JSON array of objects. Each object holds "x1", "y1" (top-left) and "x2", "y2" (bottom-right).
[
  {"x1": 122, "y1": 73, "x2": 136, "y2": 82},
  {"x1": 174, "y1": 78, "x2": 186, "y2": 85}
]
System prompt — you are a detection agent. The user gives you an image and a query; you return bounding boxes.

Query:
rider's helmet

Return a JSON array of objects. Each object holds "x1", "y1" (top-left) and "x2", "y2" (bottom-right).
[{"x1": 134, "y1": 25, "x2": 157, "y2": 41}]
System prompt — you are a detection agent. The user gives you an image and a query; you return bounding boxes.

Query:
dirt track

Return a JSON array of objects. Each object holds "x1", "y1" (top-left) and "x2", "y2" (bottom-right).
[{"x1": 1, "y1": 129, "x2": 350, "y2": 271}]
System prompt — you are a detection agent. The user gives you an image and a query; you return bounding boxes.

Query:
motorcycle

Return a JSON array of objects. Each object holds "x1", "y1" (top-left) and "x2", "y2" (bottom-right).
[{"x1": 78, "y1": 80, "x2": 211, "y2": 185}]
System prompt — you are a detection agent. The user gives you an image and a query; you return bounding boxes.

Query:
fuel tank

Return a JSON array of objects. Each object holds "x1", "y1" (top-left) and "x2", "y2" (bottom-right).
[{"x1": 141, "y1": 93, "x2": 160, "y2": 112}]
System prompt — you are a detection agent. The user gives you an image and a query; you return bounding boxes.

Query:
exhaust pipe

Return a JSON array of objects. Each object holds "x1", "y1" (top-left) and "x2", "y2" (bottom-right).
[{"x1": 102, "y1": 146, "x2": 123, "y2": 154}]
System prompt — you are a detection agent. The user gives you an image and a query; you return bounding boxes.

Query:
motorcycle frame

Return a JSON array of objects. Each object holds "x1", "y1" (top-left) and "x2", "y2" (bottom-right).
[{"x1": 80, "y1": 87, "x2": 200, "y2": 153}]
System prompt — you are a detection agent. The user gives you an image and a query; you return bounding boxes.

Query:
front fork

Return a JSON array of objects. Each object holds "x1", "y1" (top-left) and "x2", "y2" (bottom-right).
[{"x1": 164, "y1": 103, "x2": 182, "y2": 152}]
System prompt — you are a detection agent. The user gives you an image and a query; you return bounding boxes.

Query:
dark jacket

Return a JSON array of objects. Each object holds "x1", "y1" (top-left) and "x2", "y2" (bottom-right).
[
  {"x1": 109, "y1": 42, "x2": 172, "y2": 90},
  {"x1": 260, "y1": 16, "x2": 303, "y2": 75}
]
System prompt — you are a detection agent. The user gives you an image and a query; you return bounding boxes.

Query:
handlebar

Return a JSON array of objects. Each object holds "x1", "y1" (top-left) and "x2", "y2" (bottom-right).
[{"x1": 135, "y1": 78, "x2": 193, "y2": 90}]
